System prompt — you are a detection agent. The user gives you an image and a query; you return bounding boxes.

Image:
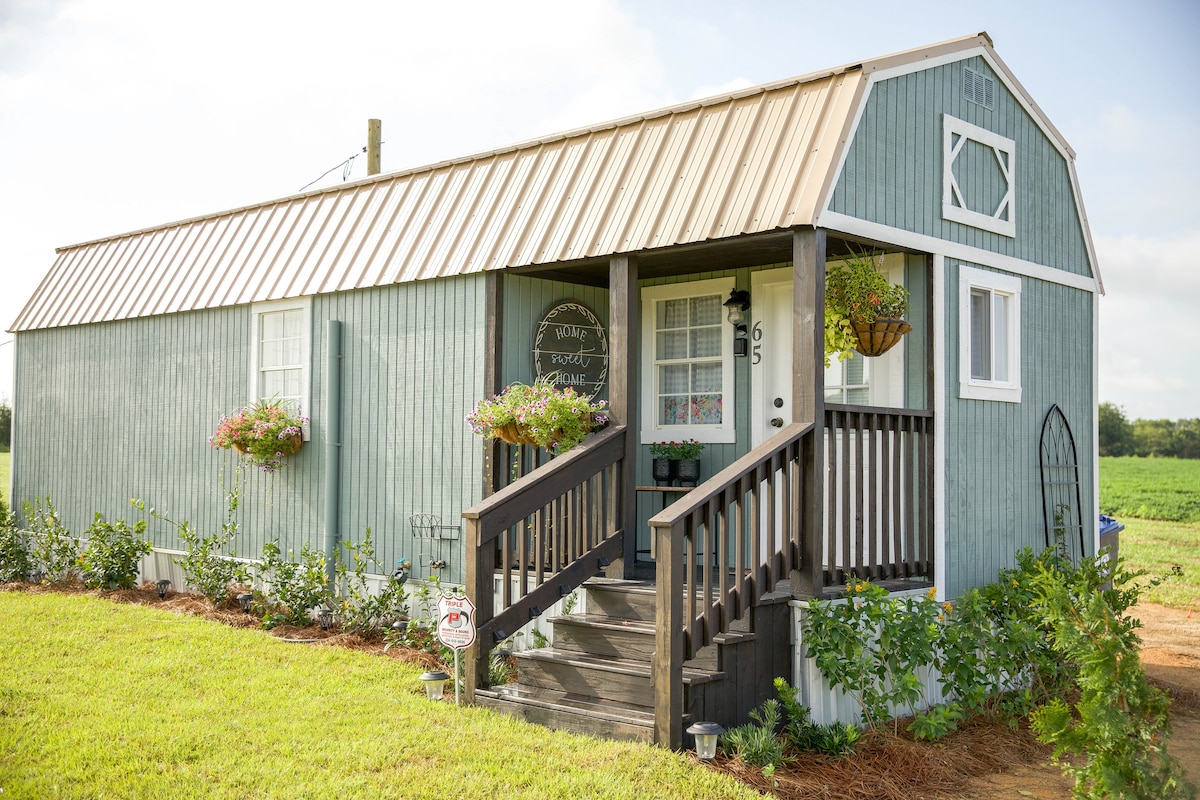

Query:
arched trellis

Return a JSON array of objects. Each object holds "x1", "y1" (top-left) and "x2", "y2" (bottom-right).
[{"x1": 1039, "y1": 404, "x2": 1085, "y2": 560}]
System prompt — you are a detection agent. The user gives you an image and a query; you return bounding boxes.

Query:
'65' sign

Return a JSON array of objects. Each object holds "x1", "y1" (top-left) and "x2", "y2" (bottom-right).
[{"x1": 436, "y1": 594, "x2": 477, "y2": 650}]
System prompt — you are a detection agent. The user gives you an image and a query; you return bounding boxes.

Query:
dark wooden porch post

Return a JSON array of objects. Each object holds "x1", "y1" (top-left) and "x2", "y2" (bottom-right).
[
  {"x1": 608, "y1": 255, "x2": 639, "y2": 577},
  {"x1": 792, "y1": 229, "x2": 825, "y2": 597}
]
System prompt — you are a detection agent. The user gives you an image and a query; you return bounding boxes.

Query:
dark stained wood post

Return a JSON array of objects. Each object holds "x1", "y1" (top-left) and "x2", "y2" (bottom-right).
[
  {"x1": 652, "y1": 516, "x2": 683, "y2": 749},
  {"x1": 792, "y1": 229, "x2": 825, "y2": 597},
  {"x1": 608, "y1": 255, "x2": 638, "y2": 577}
]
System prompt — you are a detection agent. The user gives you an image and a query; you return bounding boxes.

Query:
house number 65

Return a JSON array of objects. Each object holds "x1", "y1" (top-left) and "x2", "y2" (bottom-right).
[{"x1": 750, "y1": 321, "x2": 763, "y2": 364}]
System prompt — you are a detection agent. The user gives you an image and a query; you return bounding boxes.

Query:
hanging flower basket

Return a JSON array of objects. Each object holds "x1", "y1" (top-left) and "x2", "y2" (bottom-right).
[
  {"x1": 210, "y1": 399, "x2": 309, "y2": 473},
  {"x1": 466, "y1": 381, "x2": 607, "y2": 455},
  {"x1": 851, "y1": 318, "x2": 913, "y2": 357}
]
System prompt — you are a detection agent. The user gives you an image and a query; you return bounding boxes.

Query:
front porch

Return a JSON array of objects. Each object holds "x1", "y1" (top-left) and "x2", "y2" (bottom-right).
[{"x1": 462, "y1": 228, "x2": 935, "y2": 747}]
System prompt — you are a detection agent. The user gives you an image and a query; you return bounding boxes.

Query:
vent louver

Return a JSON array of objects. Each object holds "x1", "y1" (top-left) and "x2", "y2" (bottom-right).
[{"x1": 963, "y1": 66, "x2": 995, "y2": 110}]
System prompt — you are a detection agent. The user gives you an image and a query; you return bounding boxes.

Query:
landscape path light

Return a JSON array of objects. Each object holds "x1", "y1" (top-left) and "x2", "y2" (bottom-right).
[
  {"x1": 418, "y1": 670, "x2": 450, "y2": 701},
  {"x1": 156, "y1": 579, "x2": 171, "y2": 599},
  {"x1": 687, "y1": 721, "x2": 725, "y2": 761},
  {"x1": 237, "y1": 592, "x2": 254, "y2": 613}
]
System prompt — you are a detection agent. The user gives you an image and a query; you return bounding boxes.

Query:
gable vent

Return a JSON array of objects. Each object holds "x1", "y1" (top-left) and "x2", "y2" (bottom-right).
[{"x1": 963, "y1": 66, "x2": 995, "y2": 110}]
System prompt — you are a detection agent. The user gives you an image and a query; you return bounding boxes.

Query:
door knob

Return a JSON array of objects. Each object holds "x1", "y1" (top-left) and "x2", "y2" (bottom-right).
[{"x1": 770, "y1": 417, "x2": 783, "y2": 427}]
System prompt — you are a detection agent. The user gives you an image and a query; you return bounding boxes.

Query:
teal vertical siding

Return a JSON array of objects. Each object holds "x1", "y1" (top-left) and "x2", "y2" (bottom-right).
[
  {"x1": 941, "y1": 259, "x2": 1095, "y2": 597},
  {"x1": 12, "y1": 275, "x2": 488, "y2": 585},
  {"x1": 830, "y1": 56, "x2": 1092, "y2": 278}
]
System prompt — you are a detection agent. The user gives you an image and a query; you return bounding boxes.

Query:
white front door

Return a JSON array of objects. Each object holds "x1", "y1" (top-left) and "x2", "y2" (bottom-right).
[{"x1": 750, "y1": 268, "x2": 795, "y2": 447}]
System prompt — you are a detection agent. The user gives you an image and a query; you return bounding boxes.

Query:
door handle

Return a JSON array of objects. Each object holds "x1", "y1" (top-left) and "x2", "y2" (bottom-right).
[{"x1": 770, "y1": 417, "x2": 784, "y2": 427}]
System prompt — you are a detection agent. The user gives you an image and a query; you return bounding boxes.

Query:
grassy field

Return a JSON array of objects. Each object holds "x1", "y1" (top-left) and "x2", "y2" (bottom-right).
[
  {"x1": 1101, "y1": 457, "x2": 1200, "y2": 609},
  {"x1": 1100, "y1": 456, "x2": 1200, "y2": 523},
  {"x1": 0, "y1": 591, "x2": 757, "y2": 800}
]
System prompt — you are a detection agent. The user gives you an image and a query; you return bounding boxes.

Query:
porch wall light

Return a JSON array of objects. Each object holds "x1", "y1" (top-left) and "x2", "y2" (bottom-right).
[
  {"x1": 687, "y1": 721, "x2": 725, "y2": 761},
  {"x1": 724, "y1": 289, "x2": 751, "y2": 356}
]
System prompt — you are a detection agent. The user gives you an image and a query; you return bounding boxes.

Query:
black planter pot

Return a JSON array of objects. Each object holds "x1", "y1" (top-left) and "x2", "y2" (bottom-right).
[
  {"x1": 652, "y1": 457, "x2": 676, "y2": 486},
  {"x1": 676, "y1": 458, "x2": 701, "y2": 487}
]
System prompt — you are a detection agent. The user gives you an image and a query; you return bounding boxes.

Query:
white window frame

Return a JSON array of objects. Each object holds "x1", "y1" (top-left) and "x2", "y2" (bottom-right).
[
  {"x1": 942, "y1": 114, "x2": 1016, "y2": 238},
  {"x1": 958, "y1": 265, "x2": 1021, "y2": 403},
  {"x1": 249, "y1": 297, "x2": 313, "y2": 437},
  {"x1": 640, "y1": 278, "x2": 736, "y2": 445}
]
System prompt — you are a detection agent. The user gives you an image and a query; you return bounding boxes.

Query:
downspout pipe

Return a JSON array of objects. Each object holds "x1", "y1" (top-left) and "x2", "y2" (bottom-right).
[{"x1": 324, "y1": 320, "x2": 343, "y2": 590}]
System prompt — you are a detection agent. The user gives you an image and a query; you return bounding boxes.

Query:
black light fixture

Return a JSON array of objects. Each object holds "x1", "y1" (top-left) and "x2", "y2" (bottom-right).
[
  {"x1": 237, "y1": 592, "x2": 254, "y2": 613},
  {"x1": 156, "y1": 579, "x2": 172, "y2": 599},
  {"x1": 317, "y1": 608, "x2": 333, "y2": 631},
  {"x1": 723, "y1": 289, "x2": 751, "y2": 332},
  {"x1": 418, "y1": 670, "x2": 451, "y2": 701}
]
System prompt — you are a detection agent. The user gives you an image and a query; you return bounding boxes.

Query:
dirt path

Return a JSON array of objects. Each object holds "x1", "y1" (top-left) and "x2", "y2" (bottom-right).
[{"x1": 962, "y1": 602, "x2": 1200, "y2": 798}]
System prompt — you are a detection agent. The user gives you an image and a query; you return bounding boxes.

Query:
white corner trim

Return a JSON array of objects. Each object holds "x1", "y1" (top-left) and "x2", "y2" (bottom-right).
[
  {"x1": 816, "y1": 212, "x2": 1098, "y2": 294},
  {"x1": 933, "y1": 254, "x2": 946, "y2": 602},
  {"x1": 1092, "y1": 291, "x2": 1101, "y2": 553}
]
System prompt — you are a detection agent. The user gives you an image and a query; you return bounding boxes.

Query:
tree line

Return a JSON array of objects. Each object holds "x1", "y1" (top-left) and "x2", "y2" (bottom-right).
[
  {"x1": 1100, "y1": 403, "x2": 1200, "y2": 458},
  {"x1": 0, "y1": 402, "x2": 9, "y2": 452}
]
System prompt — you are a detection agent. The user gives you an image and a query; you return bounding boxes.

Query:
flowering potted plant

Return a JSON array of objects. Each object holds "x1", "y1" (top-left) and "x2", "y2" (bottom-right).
[
  {"x1": 825, "y1": 250, "x2": 910, "y2": 365},
  {"x1": 210, "y1": 399, "x2": 309, "y2": 473},
  {"x1": 466, "y1": 379, "x2": 609, "y2": 455}
]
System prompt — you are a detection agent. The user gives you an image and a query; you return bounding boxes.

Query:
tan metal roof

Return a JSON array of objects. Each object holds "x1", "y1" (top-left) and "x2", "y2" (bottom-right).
[{"x1": 11, "y1": 34, "x2": 1003, "y2": 332}]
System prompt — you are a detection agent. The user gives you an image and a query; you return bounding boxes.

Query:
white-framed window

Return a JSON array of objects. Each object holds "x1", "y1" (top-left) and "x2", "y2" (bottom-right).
[
  {"x1": 640, "y1": 278, "x2": 735, "y2": 444},
  {"x1": 942, "y1": 114, "x2": 1016, "y2": 238},
  {"x1": 958, "y1": 265, "x2": 1021, "y2": 403},
  {"x1": 250, "y1": 297, "x2": 312, "y2": 429},
  {"x1": 825, "y1": 355, "x2": 870, "y2": 405}
]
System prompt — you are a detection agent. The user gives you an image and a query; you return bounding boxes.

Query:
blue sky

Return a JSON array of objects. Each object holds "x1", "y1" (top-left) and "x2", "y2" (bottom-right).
[{"x1": 1, "y1": 0, "x2": 1197, "y2": 419}]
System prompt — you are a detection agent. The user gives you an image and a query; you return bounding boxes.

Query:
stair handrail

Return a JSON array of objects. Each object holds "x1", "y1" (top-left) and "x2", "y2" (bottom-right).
[
  {"x1": 649, "y1": 421, "x2": 817, "y2": 748},
  {"x1": 462, "y1": 425, "x2": 627, "y2": 701}
]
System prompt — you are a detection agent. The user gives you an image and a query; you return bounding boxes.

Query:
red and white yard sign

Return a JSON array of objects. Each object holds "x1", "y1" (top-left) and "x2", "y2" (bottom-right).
[{"x1": 436, "y1": 594, "x2": 477, "y2": 650}]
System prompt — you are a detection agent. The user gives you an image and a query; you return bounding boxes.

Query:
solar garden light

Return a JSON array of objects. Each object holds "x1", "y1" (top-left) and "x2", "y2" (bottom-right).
[
  {"x1": 237, "y1": 592, "x2": 254, "y2": 613},
  {"x1": 418, "y1": 670, "x2": 450, "y2": 701},
  {"x1": 687, "y1": 721, "x2": 725, "y2": 761},
  {"x1": 156, "y1": 579, "x2": 172, "y2": 599},
  {"x1": 316, "y1": 608, "x2": 334, "y2": 631}
]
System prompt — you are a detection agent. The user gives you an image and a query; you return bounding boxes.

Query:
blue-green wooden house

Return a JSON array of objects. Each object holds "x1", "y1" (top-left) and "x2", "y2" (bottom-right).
[{"x1": 8, "y1": 33, "x2": 1102, "y2": 745}]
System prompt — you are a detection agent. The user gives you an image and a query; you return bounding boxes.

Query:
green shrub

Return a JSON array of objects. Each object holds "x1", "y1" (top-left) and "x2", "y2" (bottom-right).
[
  {"x1": 78, "y1": 514, "x2": 152, "y2": 590},
  {"x1": 334, "y1": 529, "x2": 408, "y2": 637},
  {"x1": 773, "y1": 677, "x2": 859, "y2": 756},
  {"x1": 23, "y1": 497, "x2": 78, "y2": 584},
  {"x1": 255, "y1": 540, "x2": 329, "y2": 628},
  {"x1": 1029, "y1": 556, "x2": 1194, "y2": 799},
  {"x1": 0, "y1": 495, "x2": 34, "y2": 583},
  {"x1": 721, "y1": 699, "x2": 785, "y2": 769}
]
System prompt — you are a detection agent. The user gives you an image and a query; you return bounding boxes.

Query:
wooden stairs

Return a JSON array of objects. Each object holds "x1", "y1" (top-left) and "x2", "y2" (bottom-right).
[{"x1": 474, "y1": 577, "x2": 792, "y2": 743}]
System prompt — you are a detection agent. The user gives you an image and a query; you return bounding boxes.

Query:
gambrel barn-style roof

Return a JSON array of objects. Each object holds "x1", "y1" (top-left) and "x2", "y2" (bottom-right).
[{"x1": 11, "y1": 32, "x2": 1098, "y2": 333}]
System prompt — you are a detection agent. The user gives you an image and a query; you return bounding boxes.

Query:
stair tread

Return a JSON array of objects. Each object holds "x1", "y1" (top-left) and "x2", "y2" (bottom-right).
[
  {"x1": 477, "y1": 685, "x2": 656, "y2": 726},
  {"x1": 549, "y1": 613, "x2": 655, "y2": 632},
  {"x1": 515, "y1": 647, "x2": 725, "y2": 684}
]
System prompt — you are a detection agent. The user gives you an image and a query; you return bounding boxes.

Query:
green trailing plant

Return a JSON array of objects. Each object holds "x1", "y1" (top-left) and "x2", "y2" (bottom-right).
[
  {"x1": 77, "y1": 514, "x2": 152, "y2": 590},
  {"x1": 255, "y1": 541, "x2": 330, "y2": 628},
  {"x1": 209, "y1": 397, "x2": 308, "y2": 473},
  {"x1": 824, "y1": 250, "x2": 908, "y2": 365},
  {"x1": 721, "y1": 698, "x2": 785, "y2": 770},
  {"x1": 0, "y1": 496, "x2": 34, "y2": 583},
  {"x1": 1028, "y1": 556, "x2": 1194, "y2": 799},
  {"x1": 334, "y1": 529, "x2": 408, "y2": 637},
  {"x1": 773, "y1": 677, "x2": 860, "y2": 756},
  {"x1": 647, "y1": 439, "x2": 705, "y2": 460},
  {"x1": 802, "y1": 580, "x2": 941, "y2": 731},
  {"x1": 23, "y1": 497, "x2": 78, "y2": 584},
  {"x1": 134, "y1": 470, "x2": 248, "y2": 605},
  {"x1": 466, "y1": 379, "x2": 609, "y2": 454}
]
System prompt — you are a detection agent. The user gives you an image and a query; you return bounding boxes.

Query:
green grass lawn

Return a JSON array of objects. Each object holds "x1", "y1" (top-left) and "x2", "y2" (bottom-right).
[
  {"x1": 0, "y1": 591, "x2": 758, "y2": 800},
  {"x1": 1119, "y1": 518, "x2": 1200, "y2": 609}
]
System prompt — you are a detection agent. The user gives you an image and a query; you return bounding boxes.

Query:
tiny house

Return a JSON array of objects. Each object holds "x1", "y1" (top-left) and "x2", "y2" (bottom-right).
[{"x1": 8, "y1": 33, "x2": 1101, "y2": 746}]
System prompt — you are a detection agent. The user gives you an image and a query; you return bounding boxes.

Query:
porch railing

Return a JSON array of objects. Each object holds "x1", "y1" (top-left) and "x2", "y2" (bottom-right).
[
  {"x1": 462, "y1": 425, "x2": 627, "y2": 701},
  {"x1": 649, "y1": 406, "x2": 934, "y2": 747},
  {"x1": 648, "y1": 421, "x2": 817, "y2": 748},
  {"x1": 823, "y1": 403, "x2": 934, "y2": 586}
]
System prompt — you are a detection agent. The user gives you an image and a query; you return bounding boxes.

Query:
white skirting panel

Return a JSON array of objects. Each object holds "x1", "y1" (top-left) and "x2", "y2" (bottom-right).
[{"x1": 790, "y1": 592, "x2": 949, "y2": 726}]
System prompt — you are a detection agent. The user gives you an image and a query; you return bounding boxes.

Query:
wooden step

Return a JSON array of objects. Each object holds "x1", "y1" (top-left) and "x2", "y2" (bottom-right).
[
  {"x1": 549, "y1": 613, "x2": 654, "y2": 660},
  {"x1": 475, "y1": 685, "x2": 667, "y2": 743},
  {"x1": 514, "y1": 646, "x2": 723, "y2": 706},
  {"x1": 582, "y1": 577, "x2": 754, "y2": 632}
]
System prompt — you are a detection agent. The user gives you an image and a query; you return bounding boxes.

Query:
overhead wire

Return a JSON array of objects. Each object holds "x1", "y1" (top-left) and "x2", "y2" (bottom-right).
[{"x1": 297, "y1": 141, "x2": 385, "y2": 193}]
